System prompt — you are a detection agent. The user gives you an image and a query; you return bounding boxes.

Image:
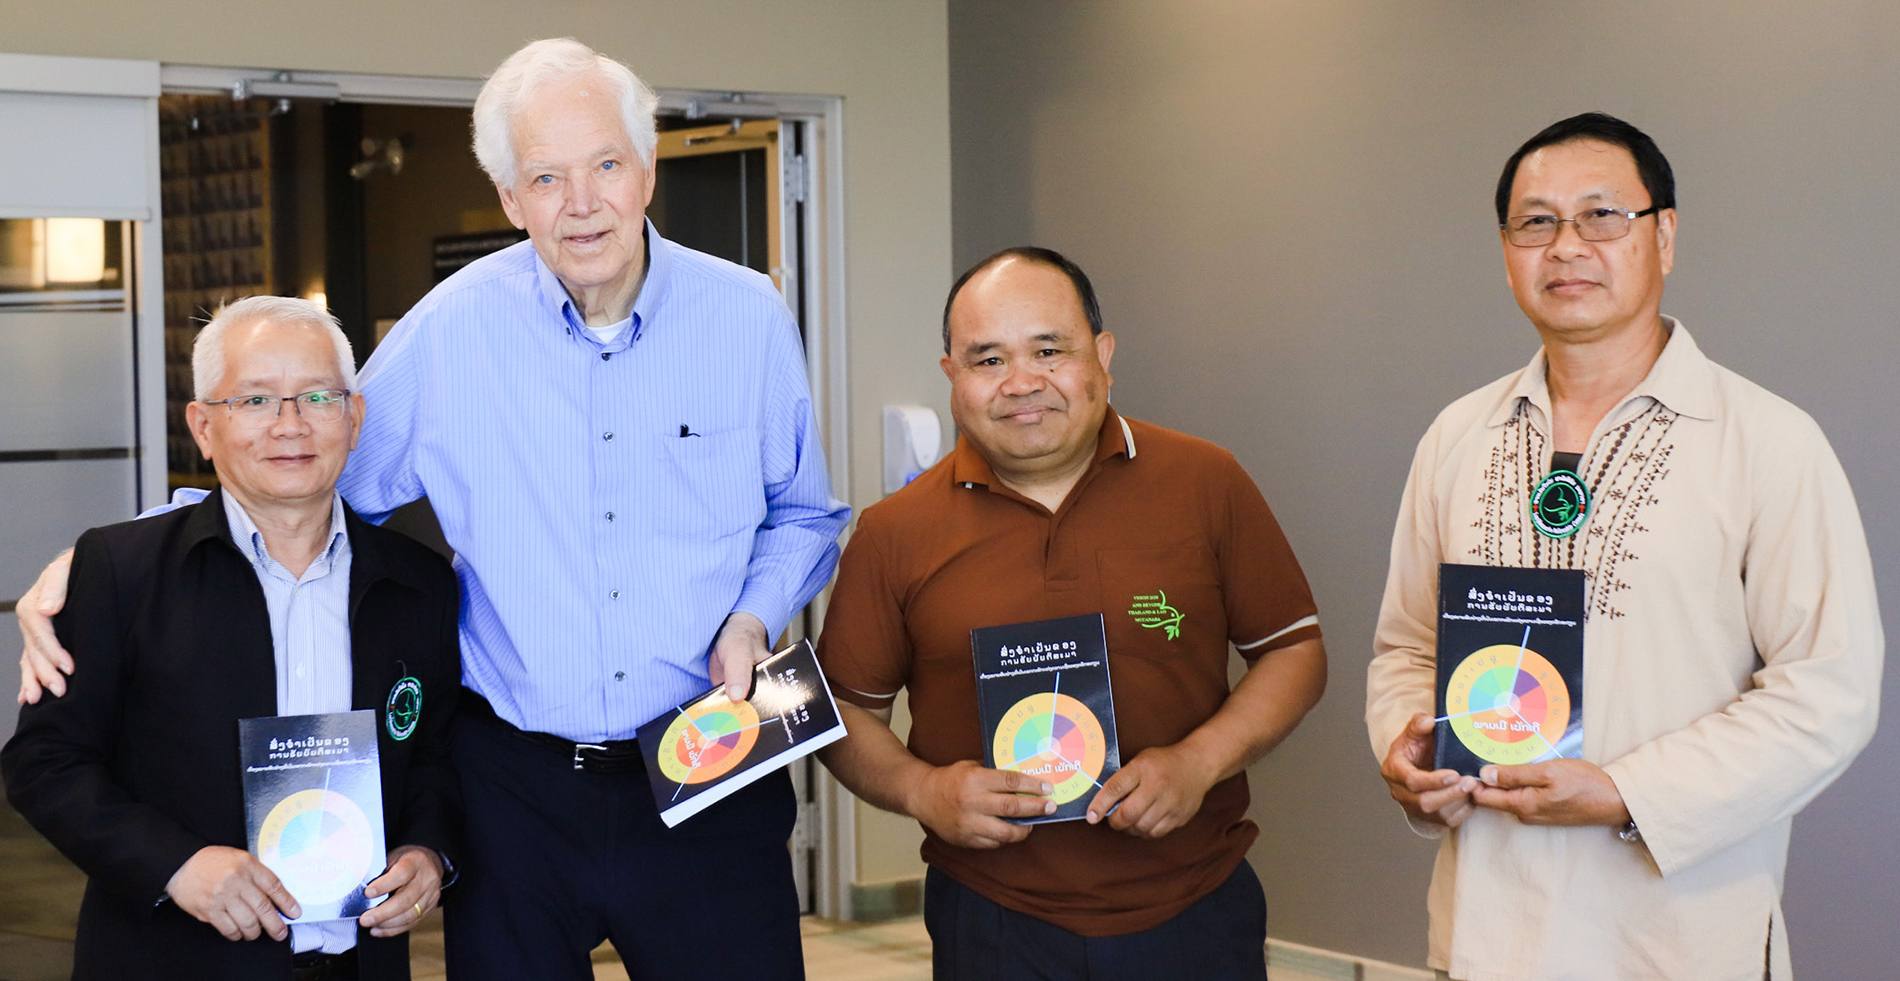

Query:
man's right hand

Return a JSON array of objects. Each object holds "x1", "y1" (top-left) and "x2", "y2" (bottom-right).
[
  {"x1": 16, "y1": 549, "x2": 73, "y2": 704},
  {"x1": 166, "y1": 845, "x2": 302, "y2": 942},
  {"x1": 904, "y1": 759, "x2": 1055, "y2": 849},
  {"x1": 1381, "y1": 712, "x2": 1480, "y2": 828}
]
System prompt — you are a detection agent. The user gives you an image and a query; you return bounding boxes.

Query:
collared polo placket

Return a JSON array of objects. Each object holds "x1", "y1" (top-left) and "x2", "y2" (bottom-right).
[{"x1": 962, "y1": 471, "x2": 1104, "y2": 592}]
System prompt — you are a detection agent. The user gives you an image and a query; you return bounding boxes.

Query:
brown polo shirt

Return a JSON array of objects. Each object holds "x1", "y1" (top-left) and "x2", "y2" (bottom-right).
[{"x1": 817, "y1": 406, "x2": 1321, "y2": 936}]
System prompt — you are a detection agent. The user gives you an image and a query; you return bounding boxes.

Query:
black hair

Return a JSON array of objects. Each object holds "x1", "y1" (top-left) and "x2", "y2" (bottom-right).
[
  {"x1": 1495, "y1": 112, "x2": 1676, "y2": 225},
  {"x1": 941, "y1": 246, "x2": 1103, "y2": 355}
]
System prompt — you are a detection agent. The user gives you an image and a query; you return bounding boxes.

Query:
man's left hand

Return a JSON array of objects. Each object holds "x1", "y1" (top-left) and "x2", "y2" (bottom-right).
[
  {"x1": 1471, "y1": 759, "x2": 1632, "y2": 827},
  {"x1": 1083, "y1": 742, "x2": 1218, "y2": 839},
  {"x1": 358, "y1": 845, "x2": 445, "y2": 938},
  {"x1": 710, "y1": 612, "x2": 770, "y2": 702}
]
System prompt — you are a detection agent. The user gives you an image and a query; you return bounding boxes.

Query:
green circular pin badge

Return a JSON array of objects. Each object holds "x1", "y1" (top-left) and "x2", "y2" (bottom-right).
[
  {"x1": 1530, "y1": 470, "x2": 1590, "y2": 539},
  {"x1": 386, "y1": 672, "x2": 422, "y2": 741}
]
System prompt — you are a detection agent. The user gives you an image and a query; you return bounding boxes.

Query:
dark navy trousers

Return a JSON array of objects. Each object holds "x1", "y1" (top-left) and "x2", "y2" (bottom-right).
[
  {"x1": 925, "y1": 859, "x2": 1269, "y2": 981},
  {"x1": 442, "y1": 709, "x2": 805, "y2": 980}
]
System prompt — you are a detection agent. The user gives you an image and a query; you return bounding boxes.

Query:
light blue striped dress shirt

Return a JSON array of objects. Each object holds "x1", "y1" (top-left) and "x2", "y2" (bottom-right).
[
  {"x1": 220, "y1": 492, "x2": 358, "y2": 955},
  {"x1": 340, "y1": 222, "x2": 848, "y2": 742}
]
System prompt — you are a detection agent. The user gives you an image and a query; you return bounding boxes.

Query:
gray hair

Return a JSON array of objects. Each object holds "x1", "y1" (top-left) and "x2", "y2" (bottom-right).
[
  {"x1": 192, "y1": 295, "x2": 356, "y2": 400},
  {"x1": 471, "y1": 38, "x2": 659, "y2": 187}
]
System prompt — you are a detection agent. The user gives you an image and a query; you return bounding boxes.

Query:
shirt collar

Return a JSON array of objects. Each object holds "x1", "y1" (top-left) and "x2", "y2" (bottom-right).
[
  {"x1": 530, "y1": 217, "x2": 675, "y2": 352},
  {"x1": 220, "y1": 489, "x2": 350, "y2": 578},
  {"x1": 949, "y1": 404, "x2": 1134, "y2": 490},
  {"x1": 1487, "y1": 316, "x2": 1718, "y2": 427}
]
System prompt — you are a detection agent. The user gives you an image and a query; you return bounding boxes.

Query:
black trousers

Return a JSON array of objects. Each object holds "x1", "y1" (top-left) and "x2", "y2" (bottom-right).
[
  {"x1": 442, "y1": 708, "x2": 805, "y2": 980},
  {"x1": 925, "y1": 859, "x2": 1269, "y2": 981}
]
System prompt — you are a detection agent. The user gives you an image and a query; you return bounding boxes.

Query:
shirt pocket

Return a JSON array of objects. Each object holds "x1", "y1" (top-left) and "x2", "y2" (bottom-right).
[
  {"x1": 1096, "y1": 546, "x2": 1224, "y2": 663},
  {"x1": 656, "y1": 427, "x2": 765, "y2": 541}
]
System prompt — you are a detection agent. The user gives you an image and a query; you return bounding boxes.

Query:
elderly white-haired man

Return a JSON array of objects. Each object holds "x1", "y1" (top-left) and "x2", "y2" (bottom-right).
[
  {"x1": 18, "y1": 39, "x2": 848, "y2": 979},
  {"x1": 4, "y1": 297, "x2": 463, "y2": 980}
]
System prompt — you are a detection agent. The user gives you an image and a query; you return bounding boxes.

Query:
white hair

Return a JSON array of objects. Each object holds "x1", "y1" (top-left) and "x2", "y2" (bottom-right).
[
  {"x1": 192, "y1": 295, "x2": 356, "y2": 401},
  {"x1": 472, "y1": 38, "x2": 659, "y2": 187}
]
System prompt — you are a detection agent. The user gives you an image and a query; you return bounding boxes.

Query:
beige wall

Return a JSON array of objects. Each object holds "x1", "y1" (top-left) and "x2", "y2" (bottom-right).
[
  {"x1": 951, "y1": 0, "x2": 1900, "y2": 975},
  {"x1": 1, "y1": 0, "x2": 939, "y2": 889}
]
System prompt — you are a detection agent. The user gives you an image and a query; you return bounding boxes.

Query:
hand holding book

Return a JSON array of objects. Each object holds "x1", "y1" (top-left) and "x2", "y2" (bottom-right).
[
  {"x1": 165, "y1": 845, "x2": 301, "y2": 942},
  {"x1": 1380, "y1": 712, "x2": 1481, "y2": 830},
  {"x1": 1470, "y1": 758, "x2": 1632, "y2": 827},
  {"x1": 904, "y1": 758, "x2": 1055, "y2": 849},
  {"x1": 358, "y1": 844, "x2": 444, "y2": 938},
  {"x1": 1083, "y1": 740, "x2": 1218, "y2": 839}
]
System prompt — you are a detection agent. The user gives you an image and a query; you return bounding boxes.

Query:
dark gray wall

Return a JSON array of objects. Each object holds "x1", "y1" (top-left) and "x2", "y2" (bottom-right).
[{"x1": 950, "y1": 1, "x2": 1900, "y2": 972}]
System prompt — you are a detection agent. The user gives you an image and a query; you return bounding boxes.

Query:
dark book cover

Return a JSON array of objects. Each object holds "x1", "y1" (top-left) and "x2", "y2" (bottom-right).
[
  {"x1": 637, "y1": 639, "x2": 846, "y2": 828},
  {"x1": 1434, "y1": 564, "x2": 1586, "y2": 776},
  {"x1": 970, "y1": 613, "x2": 1120, "y2": 824},
  {"x1": 239, "y1": 710, "x2": 387, "y2": 924}
]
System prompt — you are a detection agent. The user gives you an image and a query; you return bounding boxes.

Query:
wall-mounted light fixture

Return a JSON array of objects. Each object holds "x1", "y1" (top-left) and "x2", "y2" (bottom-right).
[{"x1": 350, "y1": 137, "x2": 406, "y2": 181}]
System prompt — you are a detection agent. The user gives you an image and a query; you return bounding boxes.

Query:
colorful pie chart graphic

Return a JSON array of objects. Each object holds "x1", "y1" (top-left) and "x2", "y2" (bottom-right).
[
  {"x1": 256, "y1": 789, "x2": 378, "y2": 906},
  {"x1": 992, "y1": 691, "x2": 1109, "y2": 805},
  {"x1": 1445, "y1": 643, "x2": 1573, "y2": 765},
  {"x1": 656, "y1": 698, "x2": 763, "y2": 786}
]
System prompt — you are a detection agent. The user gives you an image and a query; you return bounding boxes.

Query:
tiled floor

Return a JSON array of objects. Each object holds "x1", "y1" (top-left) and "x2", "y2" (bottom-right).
[{"x1": 0, "y1": 799, "x2": 932, "y2": 981}]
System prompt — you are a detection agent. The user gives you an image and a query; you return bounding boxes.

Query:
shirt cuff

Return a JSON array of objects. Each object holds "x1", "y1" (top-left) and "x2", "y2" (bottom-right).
[
  {"x1": 1399, "y1": 802, "x2": 1448, "y2": 840},
  {"x1": 731, "y1": 582, "x2": 791, "y2": 645}
]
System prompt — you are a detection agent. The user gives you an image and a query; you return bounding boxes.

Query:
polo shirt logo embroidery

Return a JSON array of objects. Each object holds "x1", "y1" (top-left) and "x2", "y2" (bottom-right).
[{"x1": 1127, "y1": 591, "x2": 1184, "y2": 640}]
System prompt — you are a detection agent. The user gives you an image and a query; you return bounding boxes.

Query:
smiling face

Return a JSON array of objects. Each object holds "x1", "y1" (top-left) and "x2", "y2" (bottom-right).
[
  {"x1": 940, "y1": 257, "x2": 1116, "y2": 487},
  {"x1": 495, "y1": 73, "x2": 657, "y2": 316},
  {"x1": 186, "y1": 319, "x2": 362, "y2": 512},
  {"x1": 1503, "y1": 139, "x2": 1675, "y2": 344}
]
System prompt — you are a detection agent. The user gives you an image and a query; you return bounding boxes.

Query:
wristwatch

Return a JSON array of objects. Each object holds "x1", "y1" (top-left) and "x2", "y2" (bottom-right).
[{"x1": 1617, "y1": 820, "x2": 1643, "y2": 843}]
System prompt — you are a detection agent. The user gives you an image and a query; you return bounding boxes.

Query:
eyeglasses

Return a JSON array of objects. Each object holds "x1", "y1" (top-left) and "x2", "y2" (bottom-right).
[
  {"x1": 200, "y1": 389, "x2": 352, "y2": 428},
  {"x1": 1501, "y1": 206, "x2": 1660, "y2": 247}
]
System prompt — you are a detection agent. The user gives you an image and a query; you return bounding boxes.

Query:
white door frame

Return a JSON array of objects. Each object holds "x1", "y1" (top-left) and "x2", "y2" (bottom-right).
[{"x1": 156, "y1": 65, "x2": 859, "y2": 920}]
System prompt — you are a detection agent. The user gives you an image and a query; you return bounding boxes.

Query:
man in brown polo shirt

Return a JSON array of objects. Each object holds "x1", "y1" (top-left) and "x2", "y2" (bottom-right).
[{"x1": 817, "y1": 246, "x2": 1327, "y2": 980}]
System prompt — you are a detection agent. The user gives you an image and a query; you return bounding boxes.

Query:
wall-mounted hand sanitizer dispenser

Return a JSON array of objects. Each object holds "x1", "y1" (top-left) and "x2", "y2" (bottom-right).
[{"x1": 882, "y1": 404, "x2": 943, "y2": 495}]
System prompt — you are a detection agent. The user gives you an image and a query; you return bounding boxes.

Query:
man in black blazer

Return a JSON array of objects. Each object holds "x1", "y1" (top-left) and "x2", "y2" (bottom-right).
[{"x1": 3, "y1": 296, "x2": 461, "y2": 980}]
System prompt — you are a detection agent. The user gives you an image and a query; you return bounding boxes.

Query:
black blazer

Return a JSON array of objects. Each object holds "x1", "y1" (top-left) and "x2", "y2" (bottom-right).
[{"x1": 2, "y1": 490, "x2": 463, "y2": 981}]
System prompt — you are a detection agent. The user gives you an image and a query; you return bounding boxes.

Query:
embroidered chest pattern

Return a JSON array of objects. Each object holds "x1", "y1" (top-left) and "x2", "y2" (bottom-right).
[{"x1": 1469, "y1": 404, "x2": 1677, "y2": 619}]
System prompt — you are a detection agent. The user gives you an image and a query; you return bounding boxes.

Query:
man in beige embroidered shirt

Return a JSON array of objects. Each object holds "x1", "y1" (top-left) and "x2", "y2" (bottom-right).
[{"x1": 1365, "y1": 112, "x2": 1882, "y2": 981}]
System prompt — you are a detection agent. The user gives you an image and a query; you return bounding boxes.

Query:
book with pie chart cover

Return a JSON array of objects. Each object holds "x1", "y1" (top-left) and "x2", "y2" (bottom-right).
[
  {"x1": 239, "y1": 710, "x2": 388, "y2": 924},
  {"x1": 1434, "y1": 564, "x2": 1585, "y2": 777},
  {"x1": 971, "y1": 613, "x2": 1121, "y2": 825},
  {"x1": 637, "y1": 639, "x2": 846, "y2": 828}
]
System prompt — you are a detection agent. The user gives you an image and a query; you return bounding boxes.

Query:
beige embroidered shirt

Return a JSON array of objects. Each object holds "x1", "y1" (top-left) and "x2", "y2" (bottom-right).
[{"x1": 1366, "y1": 321, "x2": 1883, "y2": 981}]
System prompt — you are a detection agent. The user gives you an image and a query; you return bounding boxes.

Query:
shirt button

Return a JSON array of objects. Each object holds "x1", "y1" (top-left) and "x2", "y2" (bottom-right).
[
  {"x1": 614, "y1": 671, "x2": 626, "y2": 681},
  {"x1": 603, "y1": 431, "x2": 614, "y2": 441},
  {"x1": 601, "y1": 352, "x2": 611, "y2": 361},
  {"x1": 610, "y1": 589, "x2": 620, "y2": 599},
  {"x1": 605, "y1": 512, "x2": 616, "y2": 521}
]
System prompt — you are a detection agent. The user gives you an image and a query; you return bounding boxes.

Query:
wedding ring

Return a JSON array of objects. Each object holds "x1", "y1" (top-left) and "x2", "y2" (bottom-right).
[{"x1": 413, "y1": 902, "x2": 424, "y2": 918}]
